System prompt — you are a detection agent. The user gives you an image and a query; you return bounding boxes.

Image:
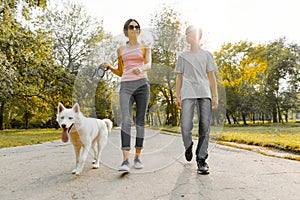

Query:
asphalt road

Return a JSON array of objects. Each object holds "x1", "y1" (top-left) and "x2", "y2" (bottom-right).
[{"x1": 0, "y1": 128, "x2": 299, "y2": 200}]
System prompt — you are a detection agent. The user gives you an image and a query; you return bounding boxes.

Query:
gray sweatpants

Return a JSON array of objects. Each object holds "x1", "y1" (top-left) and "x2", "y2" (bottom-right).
[{"x1": 119, "y1": 78, "x2": 150, "y2": 150}]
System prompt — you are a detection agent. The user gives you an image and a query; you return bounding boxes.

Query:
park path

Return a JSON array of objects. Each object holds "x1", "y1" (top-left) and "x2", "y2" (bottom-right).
[{"x1": 0, "y1": 128, "x2": 299, "y2": 200}]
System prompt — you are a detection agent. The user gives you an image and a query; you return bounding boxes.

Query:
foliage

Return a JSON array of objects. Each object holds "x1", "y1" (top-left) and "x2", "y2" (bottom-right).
[
  {"x1": 43, "y1": 1, "x2": 105, "y2": 76},
  {"x1": 94, "y1": 79, "x2": 113, "y2": 119},
  {"x1": 215, "y1": 39, "x2": 300, "y2": 124},
  {"x1": 84, "y1": 34, "x2": 121, "y2": 121},
  {"x1": 149, "y1": 6, "x2": 185, "y2": 126},
  {"x1": 0, "y1": 0, "x2": 108, "y2": 129},
  {"x1": 262, "y1": 38, "x2": 300, "y2": 123},
  {"x1": 0, "y1": 0, "x2": 67, "y2": 129},
  {"x1": 42, "y1": 0, "x2": 113, "y2": 120}
]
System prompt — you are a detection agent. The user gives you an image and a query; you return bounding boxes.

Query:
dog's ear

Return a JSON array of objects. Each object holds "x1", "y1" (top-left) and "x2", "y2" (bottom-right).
[
  {"x1": 58, "y1": 102, "x2": 65, "y2": 113},
  {"x1": 73, "y1": 103, "x2": 80, "y2": 113}
]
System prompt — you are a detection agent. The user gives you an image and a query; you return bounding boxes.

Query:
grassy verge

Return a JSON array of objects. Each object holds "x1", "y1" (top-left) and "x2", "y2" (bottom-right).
[
  {"x1": 0, "y1": 129, "x2": 61, "y2": 149},
  {"x1": 157, "y1": 123, "x2": 300, "y2": 154},
  {"x1": 213, "y1": 125, "x2": 300, "y2": 153},
  {"x1": 1, "y1": 124, "x2": 299, "y2": 157}
]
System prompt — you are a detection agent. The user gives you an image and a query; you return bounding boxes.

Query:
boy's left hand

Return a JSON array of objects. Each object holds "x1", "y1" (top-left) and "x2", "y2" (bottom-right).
[{"x1": 212, "y1": 97, "x2": 218, "y2": 109}]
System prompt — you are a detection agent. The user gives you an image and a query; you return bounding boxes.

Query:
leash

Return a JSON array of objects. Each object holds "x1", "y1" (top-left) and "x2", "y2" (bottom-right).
[
  {"x1": 95, "y1": 63, "x2": 108, "y2": 78},
  {"x1": 90, "y1": 63, "x2": 108, "y2": 82}
]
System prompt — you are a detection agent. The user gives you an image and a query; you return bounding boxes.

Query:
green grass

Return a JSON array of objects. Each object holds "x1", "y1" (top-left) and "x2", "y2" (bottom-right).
[
  {"x1": 1, "y1": 124, "x2": 300, "y2": 156},
  {"x1": 157, "y1": 123, "x2": 300, "y2": 154},
  {"x1": 214, "y1": 124, "x2": 300, "y2": 153},
  {"x1": 0, "y1": 129, "x2": 61, "y2": 149}
]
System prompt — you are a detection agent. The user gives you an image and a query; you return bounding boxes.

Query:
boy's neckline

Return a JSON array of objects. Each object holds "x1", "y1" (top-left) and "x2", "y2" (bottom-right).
[{"x1": 188, "y1": 48, "x2": 203, "y2": 53}]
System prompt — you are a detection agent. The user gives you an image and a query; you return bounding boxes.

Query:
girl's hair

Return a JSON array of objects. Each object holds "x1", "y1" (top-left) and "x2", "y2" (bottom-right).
[{"x1": 123, "y1": 18, "x2": 141, "y2": 37}]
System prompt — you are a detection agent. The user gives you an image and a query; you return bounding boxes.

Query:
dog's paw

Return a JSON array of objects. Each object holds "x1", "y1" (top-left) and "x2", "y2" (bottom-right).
[
  {"x1": 92, "y1": 160, "x2": 96, "y2": 164},
  {"x1": 92, "y1": 164, "x2": 99, "y2": 169},
  {"x1": 71, "y1": 169, "x2": 76, "y2": 174},
  {"x1": 75, "y1": 170, "x2": 82, "y2": 175}
]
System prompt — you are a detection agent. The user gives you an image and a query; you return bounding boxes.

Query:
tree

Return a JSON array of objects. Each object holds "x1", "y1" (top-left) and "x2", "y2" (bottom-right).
[
  {"x1": 279, "y1": 91, "x2": 298, "y2": 123},
  {"x1": 43, "y1": 1, "x2": 105, "y2": 76},
  {"x1": 149, "y1": 6, "x2": 185, "y2": 126},
  {"x1": 215, "y1": 38, "x2": 300, "y2": 124},
  {"x1": 0, "y1": 0, "x2": 62, "y2": 129},
  {"x1": 92, "y1": 35, "x2": 123, "y2": 123},
  {"x1": 42, "y1": 0, "x2": 108, "y2": 118},
  {"x1": 215, "y1": 41, "x2": 267, "y2": 125},
  {"x1": 262, "y1": 38, "x2": 300, "y2": 123}
]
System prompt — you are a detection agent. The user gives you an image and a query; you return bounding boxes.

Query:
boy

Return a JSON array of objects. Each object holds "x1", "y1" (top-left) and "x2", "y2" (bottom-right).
[{"x1": 174, "y1": 25, "x2": 218, "y2": 174}]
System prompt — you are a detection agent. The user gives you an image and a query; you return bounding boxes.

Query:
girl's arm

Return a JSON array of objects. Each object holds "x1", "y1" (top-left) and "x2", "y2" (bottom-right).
[
  {"x1": 139, "y1": 45, "x2": 151, "y2": 71},
  {"x1": 107, "y1": 47, "x2": 123, "y2": 77}
]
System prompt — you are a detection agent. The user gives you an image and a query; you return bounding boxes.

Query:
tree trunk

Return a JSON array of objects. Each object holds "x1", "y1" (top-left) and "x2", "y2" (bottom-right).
[
  {"x1": 171, "y1": 104, "x2": 178, "y2": 126},
  {"x1": 226, "y1": 113, "x2": 231, "y2": 124},
  {"x1": 242, "y1": 114, "x2": 248, "y2": 125},
  {"x1": 272, "y1": 107, "x2": 278, "y2": 123},
  {"x1": 0, "y1": 101, "x2": 4, "y2": 130},
  {"x1": 273, "y1": 96, "x2": 280, "y2": 123},
  {"x1": 24, "y1": 110, "x2": 29, "y2": 129},
  {"x1": 232, "y1": 116, "x2": 238, "y2": 124},
  {"x1": 157, "y1": 111, "x2": 162, "y2": 126},
  {"x1": 284, "y1": 114, "x2": 288, "y2": 123},
  {"x1": 277, "y1": 105, "x2": 283, "y2": 123}
]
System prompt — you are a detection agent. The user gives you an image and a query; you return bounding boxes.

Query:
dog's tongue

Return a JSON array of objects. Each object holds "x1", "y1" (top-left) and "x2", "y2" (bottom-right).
[{"x1": 62, "y1": 128, "x2": 69, "y2": 142}]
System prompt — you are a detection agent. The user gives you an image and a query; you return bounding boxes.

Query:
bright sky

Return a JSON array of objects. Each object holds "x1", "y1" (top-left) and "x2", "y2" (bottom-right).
[{"x1": 77, "y1": 0, "x2": 300, "y2": 51}]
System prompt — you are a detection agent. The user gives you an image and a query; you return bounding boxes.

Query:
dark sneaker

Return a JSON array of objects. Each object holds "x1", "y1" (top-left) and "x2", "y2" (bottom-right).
[
  {"x1": 197, "y1": 160, "x2": 209, "y2": 175},
  {"x1": 118, "y1": 159, "x2": 130, "y2": 172},
  {"x1": 133, "y1": 157, "x2": 144, "y2": 169},
  {"x1": 185, "y1": 142, "x2": 193, "y2": 162}
]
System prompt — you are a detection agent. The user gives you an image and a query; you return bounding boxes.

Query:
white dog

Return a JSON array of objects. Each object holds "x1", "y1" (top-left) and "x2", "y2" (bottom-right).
[{"x1": 57, "y1": 102, "x2": 112, "y2": 175}]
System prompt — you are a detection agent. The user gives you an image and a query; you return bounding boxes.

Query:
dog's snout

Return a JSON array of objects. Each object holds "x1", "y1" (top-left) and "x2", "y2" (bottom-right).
[{"x1": 61, "y1": 124, "x2": 66, "y2": 129}]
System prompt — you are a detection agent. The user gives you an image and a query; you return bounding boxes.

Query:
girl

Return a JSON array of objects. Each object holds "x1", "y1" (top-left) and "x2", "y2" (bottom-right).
[{"x1": 102, "y1": 19, "x2": 151, "y2": 172}]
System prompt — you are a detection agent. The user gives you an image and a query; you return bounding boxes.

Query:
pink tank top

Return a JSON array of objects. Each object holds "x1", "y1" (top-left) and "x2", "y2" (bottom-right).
[{"x1": 121, "y1": 45, "x2": 147, "y2": 82}]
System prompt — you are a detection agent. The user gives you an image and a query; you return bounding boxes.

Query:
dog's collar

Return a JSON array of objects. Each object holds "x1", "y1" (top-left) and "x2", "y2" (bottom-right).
[{"x1": 68, "y1": 123, "x2": 74, "y2": 133}]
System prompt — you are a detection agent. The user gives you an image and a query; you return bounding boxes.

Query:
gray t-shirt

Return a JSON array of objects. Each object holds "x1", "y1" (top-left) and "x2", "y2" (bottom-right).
[{"x1": 174, "y1": 49, "x2": 217, "y2": 100}]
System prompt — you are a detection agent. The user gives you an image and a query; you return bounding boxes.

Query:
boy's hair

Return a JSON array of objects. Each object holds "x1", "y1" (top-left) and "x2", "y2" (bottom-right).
[{"x1": 186, "y1": 25, "x2": 202, "y2": 41}]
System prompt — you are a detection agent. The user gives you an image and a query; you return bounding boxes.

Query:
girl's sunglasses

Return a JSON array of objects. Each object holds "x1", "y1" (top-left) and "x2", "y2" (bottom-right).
[{"x1": 128, "y1": 25, "x2": 140, "y2": 30}]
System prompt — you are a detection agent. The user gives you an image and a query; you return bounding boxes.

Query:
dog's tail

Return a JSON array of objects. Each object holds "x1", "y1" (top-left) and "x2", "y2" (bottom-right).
[{"x1": 103, "y1": 119, "x2": 113, "y2": 133}]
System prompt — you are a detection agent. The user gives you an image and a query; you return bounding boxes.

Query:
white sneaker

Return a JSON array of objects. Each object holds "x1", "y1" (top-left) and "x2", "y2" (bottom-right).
[
  {"x1": 118, "y1": 160, "x2": 130, "y2": 172},
  {"x1": 133, "y1": 157, "x2": 144, "y2": 169}
]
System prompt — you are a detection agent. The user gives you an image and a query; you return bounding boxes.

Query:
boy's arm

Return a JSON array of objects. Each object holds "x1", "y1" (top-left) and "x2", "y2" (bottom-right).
[
  {"x1": 175, "y1": 73, "x2": 182, "y2": 109},
  {"x1": 207, "y1": 71, "x2": 218, "y2": 109}
]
